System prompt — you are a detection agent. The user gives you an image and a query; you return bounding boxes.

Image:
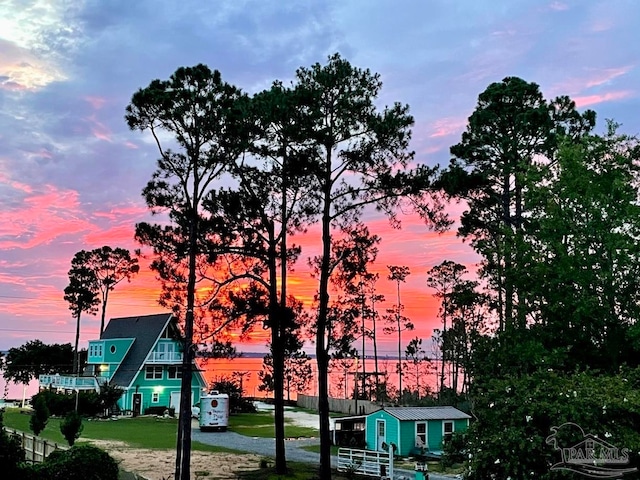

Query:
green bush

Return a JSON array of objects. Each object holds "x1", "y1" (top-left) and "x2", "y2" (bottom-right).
[
  {"x1": 32, "y1": 389, "x2": 95, "y2": 416},
  {"x1": 0, "y1": 411, "x2": 25, "y2": 477},
  {"x1": 144, "y1": 406, "x2": 175, "y2": 416},
  {"x1": 37, "y1": 444, "x2": 119, "y2": 480},
  {"x1": 30, "y1": 394, "x2": 50, "y2": 435},
  {"x1": 60, "y1": 411, "x2": 84, "y2": 446}
]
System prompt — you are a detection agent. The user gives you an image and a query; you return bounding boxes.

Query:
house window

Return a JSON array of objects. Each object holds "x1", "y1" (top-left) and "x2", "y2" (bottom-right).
[
  {"x1": 110, "y1": 345, "x2": 116, "y2": 354},
  {"x1": 145, "y1": 366, "x2": 163, "y2": 380},
  {"x1": 89, "y1": 343, "x2": 103, "y2": 357},
  {"x1": 416, "y1": 422, "x2": 427, "y2": 448},
  {"x1": 168, "y1": 366, "x2": 182, "y2": 379},
  {"x1": 443, "y1": 421, "x2": 454, "y2": 439},
  {"x1": 152, "y1": 392, "x2": 160, "y2": 403}
]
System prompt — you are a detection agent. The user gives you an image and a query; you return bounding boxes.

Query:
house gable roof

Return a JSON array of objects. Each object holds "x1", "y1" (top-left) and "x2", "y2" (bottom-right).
[
  {"x1": 378, "y1": 406, "x2": 471, "y2": 421},
  {"x1": 101, "y1": 313, "x2": 175, "y2": 388}
]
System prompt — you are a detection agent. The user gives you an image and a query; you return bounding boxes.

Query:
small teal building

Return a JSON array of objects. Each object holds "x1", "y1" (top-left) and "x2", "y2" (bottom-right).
[
  {"x1": 39, "y1": 313, "x2": 207, "y2": 416},
  {"x1": 365, "y1": 406, "x2": 471, "y2": 457}
]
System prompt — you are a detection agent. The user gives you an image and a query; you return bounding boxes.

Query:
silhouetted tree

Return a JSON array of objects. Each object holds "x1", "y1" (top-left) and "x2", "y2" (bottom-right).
[
  {"x1": 384, "y1": 265, "x2": 412, "y2": 402},
  {"x1": 126, "y1": 64, "x2": 249, "y2": 480},
  {"x1": 64, "y1": 262, "x2": 99, "y2": 374},
  {"x1": 71, "y1": 247, "x2": 139, "y2": 337},
  {"x1": 2, "y1": 340, "x2": 73, "y2": 384}
]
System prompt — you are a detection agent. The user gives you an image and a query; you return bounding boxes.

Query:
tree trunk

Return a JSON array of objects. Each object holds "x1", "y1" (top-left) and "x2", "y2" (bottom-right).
[
  {"x1": 316, "y1": 160, "x2": 333, "y2": 479},
  {"x1": 99, "y1": 288, "x2": 110, "y2": 338},
  {"x1": 270, "y1": 225, "x2": 287, "y2": 474},
  {"x1": 371, "y1": 293, "x2": 380, "y2": 403},
  {"x1": 73, "y1": 312, "x2": 81, "y2": 374},
  {"x1": 175, "y1": 208, "x2": 198, "y2": 480}
]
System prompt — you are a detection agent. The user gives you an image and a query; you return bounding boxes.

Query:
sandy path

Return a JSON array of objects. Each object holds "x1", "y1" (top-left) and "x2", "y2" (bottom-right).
[{"x1": 86, "y1": 440, "x2": 263, "y2": 480}]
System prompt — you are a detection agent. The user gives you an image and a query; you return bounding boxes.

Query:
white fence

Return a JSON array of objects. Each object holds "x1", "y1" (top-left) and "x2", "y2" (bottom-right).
[
  {"x1": 338, "y1": 447, "x2": 394, "y2": 479},
  {"x1": 297, "y1": 394, "x2": 380, "y2": 415},
  {"x1": 4, "y1": 428, "x2": 66, "y2": 463},
  {"x1": 38, "y1": 374, "x2": 100, "y2": 391}
]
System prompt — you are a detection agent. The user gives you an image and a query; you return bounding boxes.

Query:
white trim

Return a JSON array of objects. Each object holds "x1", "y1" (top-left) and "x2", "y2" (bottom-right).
[
  {"x1": 376, "y1": 419, "x2": 386, "y2": 451},
  {"x1": 442, "y1": 420, "x2": 455, "y2": 437},
  {"x1": 151, "y1": 392, "x2": 160, "y2": 403},
  {"x1": 415, "y1": 421, "x2": 427, "y2": 448},
  {"x1": 104, "y1": 338, "x2": 136, "y2": 387},
  {"x1": 132, "y1": 392, "x2": 143, "y2": 415},
  {"x1": 126, "y1": 314, "x2": 174, "y2": 390},
  {"x1": 145, "y1": 365, "x2": 163, "y2": 380}
]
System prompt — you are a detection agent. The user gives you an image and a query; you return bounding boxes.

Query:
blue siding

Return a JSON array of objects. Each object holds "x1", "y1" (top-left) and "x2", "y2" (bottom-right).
[
  {"x1": 364, "y1": 411, "x2": 471, "y2": 457},
  {"x1": 365, "y1": 410, "x2": 399, "y2": 452}
]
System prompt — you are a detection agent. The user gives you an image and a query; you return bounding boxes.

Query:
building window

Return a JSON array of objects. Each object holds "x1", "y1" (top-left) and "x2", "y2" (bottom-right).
[
  {"x1": 167, "y1": 366, "x2": 181, "y2": 379},
  {"x1": 89, "y1": 343, "x2": 103, "y2": 357},
  {"x1": 152, "y1": 392, "x2": 160, "y2": 403},
  {"x1": 110, "y1": 345, "x2": 116, "y2": 354},
  {"x1": 145, "y1": 366, "x2": 162, "y2": 380},
  {"x1": 416, "y1": 422, "x2": 427, "y2": 448},
  {"x1": 443, "y1": 421, "x2": 454, "y2": 439}
]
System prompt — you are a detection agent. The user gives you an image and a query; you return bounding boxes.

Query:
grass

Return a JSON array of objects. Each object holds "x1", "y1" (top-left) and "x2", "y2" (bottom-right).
[
  {"x1": 300, "y1": 444, "x2": 339, "y2": 456},
  {"x1": 3, "y1": 406, "x2": 318, "y2": 446},
  {"x1": 2, "y1": 408, "x2": 243, "y2": 453}
]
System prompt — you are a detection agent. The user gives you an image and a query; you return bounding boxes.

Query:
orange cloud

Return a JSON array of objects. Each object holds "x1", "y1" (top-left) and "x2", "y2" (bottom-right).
[{"x1": 0, "y1": 184, "x2": 98, "y2": 250}]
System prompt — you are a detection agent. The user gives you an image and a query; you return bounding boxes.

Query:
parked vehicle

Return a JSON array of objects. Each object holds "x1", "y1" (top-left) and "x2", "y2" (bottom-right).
[{"x1": 199, "y1": 391, "x2": 229, "y2": 431}]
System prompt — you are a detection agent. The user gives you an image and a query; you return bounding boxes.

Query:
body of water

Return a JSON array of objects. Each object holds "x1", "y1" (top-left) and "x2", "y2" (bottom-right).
[{"x1": 1, "y1": 355, "x2": 444, "y2": 403}]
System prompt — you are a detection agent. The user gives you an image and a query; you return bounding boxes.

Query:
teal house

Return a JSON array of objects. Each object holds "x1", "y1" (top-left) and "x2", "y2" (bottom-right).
[
  {"x1": 39, "y1": 313, "x2": 207, "y2": 416},
  {"x1": 365, "y1": 406, "x2": 471, "y2": 457}
]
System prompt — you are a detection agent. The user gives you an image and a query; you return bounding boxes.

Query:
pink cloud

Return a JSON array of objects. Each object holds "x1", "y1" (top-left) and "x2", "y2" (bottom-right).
[
  {"x1": 0, "y1": 183, "x2": 98, "y2": 250},
  {"x1": 84, "y1": 96, "x2": 107, "y2": 110},
  {"x1": 124, "y1": 141, "x2": 139, "y2": 149},
  {"x1": 574, "y1": 90, "x2": 634, "y2": 108},
  {"x1": 585, "y1": 66, "x2": 634, "y2": 88},
  {"x1": 429, "y1": 118, "x2": 467, "y2": 138},
  {"x1": 85, "y1": 114, "x2": 113, "y2": 142}
]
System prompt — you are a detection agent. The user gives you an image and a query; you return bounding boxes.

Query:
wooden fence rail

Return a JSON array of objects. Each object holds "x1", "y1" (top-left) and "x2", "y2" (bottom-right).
[{"x1": 3, "y1": 428, "x2": 66, "y2": 464}]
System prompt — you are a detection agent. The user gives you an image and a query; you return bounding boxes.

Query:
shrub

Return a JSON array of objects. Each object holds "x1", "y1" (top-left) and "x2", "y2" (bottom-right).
[
  {"x1": 38, "y1": 444, "x2": 119, "y2": 480},
  {"x1": 60, "y1": 411, "x2": 83, "y2": 446},
  {"x1": 32, "y1": 388, "x2": 109, "y2": 417},
  {"x1": 0, "y1": 410, "x2": 25, "y2": 477},
  {"x1": 442, "y1": 431, "x2": 466, "y2": 467},
  {"x1": 30, "y1": 394, "x2": 50, "y2": 435},
  {"x1": 144, "y1": 406, "x2": 175, "y2": 416}
]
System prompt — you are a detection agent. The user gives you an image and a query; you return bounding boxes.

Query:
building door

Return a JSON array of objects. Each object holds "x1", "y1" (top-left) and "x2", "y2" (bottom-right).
[
  {"x1": 170, "y1": 390, "x2": 195, "y2": 415},
  {"x1": 376, "y1": 419, "x2": 386, "y2": 451},
  {"x1": 132, "y1": 393, "x2": 142, "y2": 417}
]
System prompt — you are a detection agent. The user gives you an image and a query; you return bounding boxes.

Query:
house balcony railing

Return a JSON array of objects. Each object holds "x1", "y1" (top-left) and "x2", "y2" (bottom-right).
[
  {"x1": 145, "y1": 351, "x2": 183, "y2": 364},
  {"x1": 38, "y1": 374, "x2": 100, "y2": 391}
]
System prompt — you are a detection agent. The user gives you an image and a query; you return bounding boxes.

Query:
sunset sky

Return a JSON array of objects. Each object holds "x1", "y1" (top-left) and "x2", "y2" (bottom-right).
[{"x1": 1, "y1": 1, "x2": 639, "y2": 357}]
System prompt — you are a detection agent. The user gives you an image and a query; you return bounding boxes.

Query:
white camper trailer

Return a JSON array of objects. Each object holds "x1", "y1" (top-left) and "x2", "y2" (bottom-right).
[{"x1": 199, "y1": 391, "x2": 230, "y2": 431}]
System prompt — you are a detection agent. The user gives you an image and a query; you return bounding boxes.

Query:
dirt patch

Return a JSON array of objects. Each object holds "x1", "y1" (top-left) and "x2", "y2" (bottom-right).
[{"x1": 84, "y1": 439, "x2": 262, "y2": 479}]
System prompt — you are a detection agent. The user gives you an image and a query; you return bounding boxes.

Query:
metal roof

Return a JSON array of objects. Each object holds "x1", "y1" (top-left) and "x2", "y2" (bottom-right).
[
  {"x1": 379, "y1": 406, "x2": 471, "y2": 421},
  {"x1": 102, "y1": 313, "x2": 174, "y2": 389}
]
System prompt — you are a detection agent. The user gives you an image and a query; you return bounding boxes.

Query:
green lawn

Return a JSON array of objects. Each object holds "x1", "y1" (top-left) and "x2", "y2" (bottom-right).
[
  {"x1": 230, "y1": 411, "x2": 318, "y2": 438},
  {"x1": 3, "y1": 407, "x2": 317, "y2": 448},
  {"x1": 300, "y1": 444, "x2": 339, "y2": 456},
  {"x1": 2, "y1": 408, "x2": 240, "y2": 452}
]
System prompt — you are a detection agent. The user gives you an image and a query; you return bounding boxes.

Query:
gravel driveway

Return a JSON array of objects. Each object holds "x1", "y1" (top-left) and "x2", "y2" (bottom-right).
[{"x1": 191, "y1": 403, "x2": 457, "y2": 480}]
